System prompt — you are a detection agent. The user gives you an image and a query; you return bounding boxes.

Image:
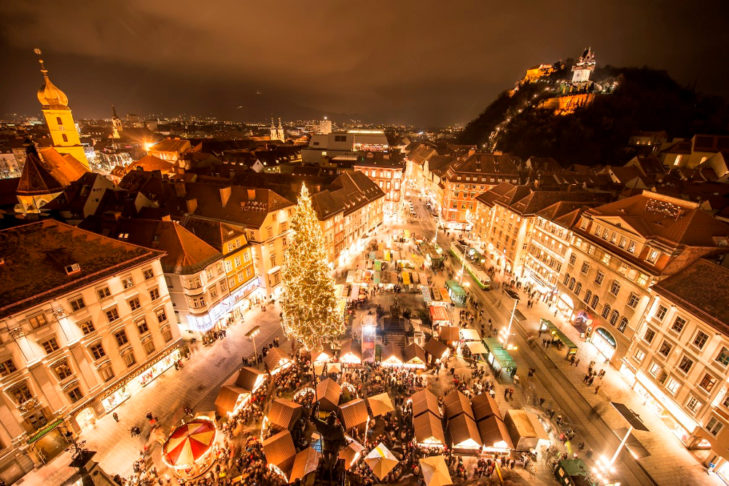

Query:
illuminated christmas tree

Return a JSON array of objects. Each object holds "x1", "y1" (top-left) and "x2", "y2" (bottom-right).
[{"x1": 281, "y1": 184, "x2": 344, "y2": 349}]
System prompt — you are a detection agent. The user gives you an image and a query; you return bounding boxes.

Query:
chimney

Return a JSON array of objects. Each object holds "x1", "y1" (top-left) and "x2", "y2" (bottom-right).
[
  {"x1": 220, "y1": 186, "x2": 232, "y2": 207},
  {"x1": 186, "y1": 198, "x2": 198, "y2": 214},
  {"x1": 247, "y1": 189, "x2": 256, "y2": 200}
]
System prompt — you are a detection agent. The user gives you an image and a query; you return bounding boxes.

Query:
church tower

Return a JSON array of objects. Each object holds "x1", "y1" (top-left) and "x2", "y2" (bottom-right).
[
  {"x1": 111, "y1": 105, "x2": 123, "y2": 139},
  {"x1": 269, "y1": 117, "x2": 278, "y2": 141},
  {"x1": 34, "y1": 49, "x2": 89, "y2": 168},
  {"x1": 277, "y1": 117, "x2": 285, "y2": 142}
]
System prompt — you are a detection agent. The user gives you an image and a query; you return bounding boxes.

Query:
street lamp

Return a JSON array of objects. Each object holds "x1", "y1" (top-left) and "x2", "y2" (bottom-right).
[
  {"x1": 246, "y1": 325, "x2": 261, "y2": 359},
  {"x1": 593, "y1": 402, "x2": 648, "y2": 485},
  {"x1": 501, "y1": 288, "x2": 520, "y2": 350}
]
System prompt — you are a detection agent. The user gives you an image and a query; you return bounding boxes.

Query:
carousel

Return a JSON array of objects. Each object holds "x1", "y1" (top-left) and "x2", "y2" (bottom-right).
[{"x1": 162, "y1": 417, "x2": 218, "y2": 480}]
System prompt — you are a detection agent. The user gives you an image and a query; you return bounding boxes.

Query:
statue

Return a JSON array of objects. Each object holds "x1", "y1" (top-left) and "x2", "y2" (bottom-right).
[{"x1": 311, "y1": 408, "x2": 346, "y2": 479}]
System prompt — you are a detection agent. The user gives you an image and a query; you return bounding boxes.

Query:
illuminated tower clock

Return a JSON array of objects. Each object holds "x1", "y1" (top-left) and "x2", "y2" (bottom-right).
[{"x1": 34, "y1": 48, "x2": 89, "y2": 168}]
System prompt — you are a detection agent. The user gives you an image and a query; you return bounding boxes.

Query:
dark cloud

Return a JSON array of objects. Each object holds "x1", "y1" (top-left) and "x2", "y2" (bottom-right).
[{"x1": 1, "y1": 0, "x2": 728, "y2": 125}]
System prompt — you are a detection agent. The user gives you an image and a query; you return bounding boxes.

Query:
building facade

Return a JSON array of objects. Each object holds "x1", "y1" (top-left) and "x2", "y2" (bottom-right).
[
  {"x1": 353, "y1": 160, "x2": 404, "y2": 218},
  {"x1": 0, "y1": 220, "x2": 180, "y2": 484}
]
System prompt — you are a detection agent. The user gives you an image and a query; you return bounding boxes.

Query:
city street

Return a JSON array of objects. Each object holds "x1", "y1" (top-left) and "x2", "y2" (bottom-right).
[{"x1": 18, "y1": 306, "x2": 285, "y2": 485}]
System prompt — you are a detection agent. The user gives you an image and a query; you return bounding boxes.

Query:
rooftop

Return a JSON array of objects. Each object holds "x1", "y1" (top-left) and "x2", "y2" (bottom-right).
[{"x1": 0, "y1": 219, "x2": 163, "y2": 317}]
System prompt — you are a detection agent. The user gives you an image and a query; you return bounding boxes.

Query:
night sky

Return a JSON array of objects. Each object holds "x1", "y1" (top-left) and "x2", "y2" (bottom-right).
[{"x1": 2, "y1": 0, "x2": 728, "y2": 126}]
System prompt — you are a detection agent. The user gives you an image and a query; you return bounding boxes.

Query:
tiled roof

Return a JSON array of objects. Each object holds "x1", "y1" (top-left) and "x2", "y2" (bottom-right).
[
  {"x1": 508, "y1": 190, "x2": 596, "y2": 216},
  {"x1": 127, "y1": 154, "x2": 176, "y2": 174},
  {"x1": 474, "y1": 182, "x2": 519, "y2": 207},
  {"x1": 112, "y1": 219, "x2": 221, "y2": 274},
  {"x1": 39, "y1": 147, "x2": 89, "y2": 186},
  {"x1": 17, "y1": 150, "x2": 63, "y2": 195},
  {"x1": 149, "y1": 138, "x2": 190, "y2": 153},
  {"x1": 445, "y1": 153, "x2": 520, "y2": 179},
  {"x1": 589, "y1": 191, "x2": 729, "y2": 247},
  {"x1": 653, "y1": 259, "x2": 729, "y2": 334},
  {"x1": 188, "y1": 184, "x2": 294, "y2": 230},
  {"x1": 182, "y1": 217, "x2": 246, "y2": 253},
  {"x1": 0, "y1": 219, "x2": 163, "y2": 317},
  {"x1": 311, "y1": 172, "x2": 385, "y2": 220},
  {"x1": 407, "y1": 144, "x2": 438, "y2": 165}
]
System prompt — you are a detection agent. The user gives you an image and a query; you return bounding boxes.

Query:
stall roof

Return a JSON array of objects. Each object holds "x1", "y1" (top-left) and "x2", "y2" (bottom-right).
[
  {"x1": 289, "y1": 448, "x2": 320, "y2": 483},
  {"x1": 339, "y1": 440, "x2": 365, "y2": 470},
  {"x1": 367, "y1": 393, "x2": 395, "y2": 417},
  {"x1": 339, "y1": 398, "x2": 370, "y2": 430},
  {"x1": 447, "y1": 413, "x2": 482, "y2": 448},
  {"x1": 478, "y1": 415, "x2": 513, "y2": 450},
  {"x1": 445, "y1": 280, "x2": 466, "y2": 297},
  {"x1": 466, "y1": 341, "x2": 488, "y2": 355},
  {"x1": 267, "y1": 398, "x2": 303, "y2": 430},
  {"x1": 403, "y1": 343, "x2": 426, "y2": 364},
  {"x1": 471, "y1": 393, "x2": 502, "y2": 422},
  {"x1": 340, "y1": 339, "x2": 362, "y2": 363},
  {"x1": 460, "y1": 328, "x2": 481, "y2": 341},
  {"x1": 263, "y1": 430, "x2": 296, "y2": 469},
  {"x1": 429, "y1": 305, "x2": 450, "y2": 323},
  {"x1": 264, "y1": 347, "x2": 291, "y2": 371},
  {"x1": 411, "y1": 389, "x2": 441, "y2": 418},
  {"x1": 234, "y1": 366, "x2": 266, "y2": 392},
  {"x1": 424, "y1": 338, "x2": 449, "y2": 360},
  {"x1": 214, "y1": 385, "x2": 247, "y2": 416},
  {"x1": 505, "y1": 409, "x2": 549, "y2": 441},
  {"x1": 413, "y1": 411, "x2": 446, "y2": 445},
  {"x1": 542, "y1": 319, "x2": 577, "y2": 349},
  {"x1": 439, "y1": 326, "x2": 460, "y2": 343},
  {"x1": 381, "y1": 343, "x2": 403, "y2": 364},
  {"x1": 444, "y1": 389, "x2": 474, "y2": 420},
  {"x1": 483, "y1": 338, "x2": 516, "y2": 369},
  {"x1": 316, "y1": 378, "x2": 342, "y2": 410},
  {"x1": 419, "y1": 455, "x2": 452, "y2": 486}
]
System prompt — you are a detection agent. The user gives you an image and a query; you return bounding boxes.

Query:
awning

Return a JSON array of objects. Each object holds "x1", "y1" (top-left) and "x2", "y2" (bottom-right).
[
  {"x1": 460, "y1": 328, "x2": 481, "y2": 341},
  {"x1": 339, "y1": 398, "x2": 369, "y2": 430},
  {"x1": 466, "y1": 341, "x2": 488, "y2": 355},
  {"x1": 419, "y1": 455, "x2": 452, "y2": 486},
  {"x1": 413, "y1": 411, "x2": 446, "y2": 446},
  {"x1": 27, "y1": 418, "x2": 64, "y2": 444},
  {"x1": 367, "y1": 393, "x2": 395, "y2": 417},
  {"x1": 411, "y1": 388, "x2": 441, "y2": 418},
  {"x1": 267, "y1": 398, "x2": 303, "y2": 430}
]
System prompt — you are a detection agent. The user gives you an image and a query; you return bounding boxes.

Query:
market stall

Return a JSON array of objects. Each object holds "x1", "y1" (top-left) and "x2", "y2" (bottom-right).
[
  {"x1": 264, "y1": 348, "x2": 292, "y2": 375},
  {"x1": 504, "y1": 409, "x2": 550, "y2": 451},
  {"x1": 447, "y1": 413, "x2": 482, "y2": 452},
  {"x1": 339, "y1": 339, "x2": 362, "y2": 365},
  {"x1": 266, "y1": 398, "x2": 303, "y2": 431},
  {"x1": 262, "y1": 430, "x2": 296, "y2": 479},
  {"x1": 162, "y1": 417, "x2": 218, "y2": 479},
  {"x1": 403, "y1": 343, "x2": 427, "y2": 369},
  {"x1": 410, "y1": 389, "x2": 441, "y2": 419},
  {"x1": 380, "y1": 343, "x2": 404, "y2": 367},
  {"x1": 477, "y1": 415, "x2": 513, "y2": 453},
  {"x1": 289, "y1": 447, "x2": 320, "y2": 484},
  {"x1": 438, "y1": 326, "x2": 460, "y2": 347},
  {"x1": 367, "y1": 392, "x2": 395, "y2": 417},
  {"x1": 419, "y1": 455, "x2": 452, "y2": 486},
  {"x1": 234, "y1": 366, "x2": 267, "y2": 393},
  {"x1": 339, "y1": 439, "x2": 365, "y2": 470},
  {"x1": 459, "y1": 328, "x2": 481, "y2": 342},
  {"x1": 316, "y1": 378, "x2": 342, "y2": 411},
  {"x1": 214, "y1": 385, "x2": 249, "y2": 418},
  {"x1": 364, "y1": 443, "x2": 398, "y2": 481},
  {"x1": 429, "y1": 306, "x2": 451, "y2": 327},
  {"x1": 444, "y1": 390, "x2": 474, "y2": 420},
  {"x1": 413, "y1": 412, "x2": 446, "y2": 448},
  {"x1": 338, "y1": 398, "x2": 369, "y2": 432},
  {"x1": 471, "y1": 393, "x2": 502, "y2": 422},
  {"x1": 424, "y1": 338, "x2": 450, "y2": 363}
]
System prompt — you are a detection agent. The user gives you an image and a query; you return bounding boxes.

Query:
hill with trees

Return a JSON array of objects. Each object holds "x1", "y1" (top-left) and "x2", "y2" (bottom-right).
[{"x1": 458, "y1": 64, "x2": 729, "y2": 166}]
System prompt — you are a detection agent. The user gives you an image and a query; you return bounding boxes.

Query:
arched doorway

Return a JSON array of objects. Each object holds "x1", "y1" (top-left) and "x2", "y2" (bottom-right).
[
  {"x1": 75, "y1": 407, "x2": 96, "y2": 431},
  {"x1": 592, "y1": 327, "x2": 617, "y2": 361}
]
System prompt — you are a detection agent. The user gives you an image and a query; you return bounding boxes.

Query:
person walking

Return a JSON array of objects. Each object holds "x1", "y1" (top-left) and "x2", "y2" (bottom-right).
[
  {"x1": 112, "y1": 412, "x2": 119, "y2": 422},
  {"x1": 594, "y1": 384, "x2": 600, "y2": 394}
]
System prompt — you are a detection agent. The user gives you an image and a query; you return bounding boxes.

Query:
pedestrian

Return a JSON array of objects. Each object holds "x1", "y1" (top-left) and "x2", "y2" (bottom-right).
[
  {"x1": 509, "y1": 388, "x2": 514, "y2": 399},
  {"x1": 539, "y1": 397, "x2": 545, "y2": 407},
  {"x1": 574, "y1": 357, "x2": 581, "y2": 367},
  {"x1": 594, "y1": 384, "x2": 600, "y2": 394},
  {"x1": 112, "y1": 412, "x2": 119, "y2": 422},
  {"x1": 504, "y1": 389, "x2": 509, "y2": 400}
]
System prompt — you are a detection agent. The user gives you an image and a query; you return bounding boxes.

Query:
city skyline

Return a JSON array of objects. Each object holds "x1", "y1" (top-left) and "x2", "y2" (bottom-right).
[{"x1": 1, "y1": 0, "x2": 729, "y2": 125}]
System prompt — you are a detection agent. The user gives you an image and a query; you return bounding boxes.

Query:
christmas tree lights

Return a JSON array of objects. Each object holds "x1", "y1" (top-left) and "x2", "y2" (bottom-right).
[{"x1": 281, "y1": 184, "x2": 345, "y2": 349}]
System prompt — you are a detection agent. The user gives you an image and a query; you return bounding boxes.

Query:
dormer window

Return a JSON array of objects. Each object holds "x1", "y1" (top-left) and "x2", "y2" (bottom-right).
[
  {"x1": 647, "y1": 249, "x2": 659, "y2": 264},
  {"x1": 64, "y1": 263, "x2": 81, "y2": 275}
]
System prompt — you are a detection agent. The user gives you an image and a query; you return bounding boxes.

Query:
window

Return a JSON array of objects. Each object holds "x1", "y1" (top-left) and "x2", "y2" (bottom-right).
[
  {"x1": 9, "y1": 382, "x2": 33, "y2": 404},
  {"x1": 700, "y1": 374, "x2": 717, "y2": 393},
  {"x1": 89, "y1": 343, "x2": 105, "y2": 360},
  {"x1": 69, "y1": 297, "x2": 85, "y2": 312},
  {"x1": 209, "y1": 286, "x2": 218, "y2": 300},
  {"x1": 114, "y1": 330, "x2": 129, "y2": 347},
  {"x1": 52, "y1": 360, "x2": 73, "y2": 380},
  {"x1": 627, "y1": 241, "x2": 636, "y2": 254},
  {"x1": 658, "y1": 341, "x2": 672, "y2": 357},
  {"x1": 122, "y1": 276, "x2": 134, "y2": 289},
  {"x1": 618, "y1": 317, "x2": 628, "y2": 333},
  {"x1": 678, "y1": 356, "x2": 694, "y2": 374},
  {"x1": 584, "y1": 289, "x2": 592, "y2": 304},
  {"x1": 569, "y1": 255, "x2": 577, "y2": 266},
  {"x1": 647, "y1": 249, "x2": 659, "y2": 263},
  {"x1": 574, "y1": 283, "x2": 582, "y2": 296},
  {"x1": 136, "y1": 318, "x2": 149, "y2": 335},
  {"x1": 41, "y1": 337, "x2": 60, "y2": 354},
  {"x1": 62, "y1": 133, "x2": 68, "y2": 143},
  {"x1": 67, "y1": 387, "x2": 83, "y2": 403},
  {"x1": 591, "y1": 295, "x2": 599, "y2": 309},
  {"x1": 156, "y1": 308, "x2": 168, "y2": 324},
  {"x1": 161, "y1": 326, "x2": 173, "y2": 342},
  {"x1": 609, "y1": 310, "x2": 619, "y2": 326},
  {"x1": 128, "y1": 297, "x2": 141, "y2": 311},
  {"x1": 143, "y1": 268, "x2": 154, "y2": 280},
  {"x1": 648, "y1": 361, "x2": 661, "y2": 377},
  {"x1": 644, "y1": 328, "x2": 656, "y2": 344},
  {"x1": 715, "y1": 347, "x2": 729, "y2": 367},
  {"x1": 149, "y1": 288, "x2": 160, "y2": 301},
  {"x1": 98, "y1": 363, "x2": 114, "y2": 382},
  {"x1": 564, "y1": 273, "x2": 571, "y2": 285},
  {"x1": 609, "y1": 281, "x2": 620, "y2": 296},
  {"x1": 655, "y1": 305, "x2": 668, "y2": 321},
  {"x1": 122, "y1": 350, "x2": 136, "y2": 367},
  {"x1": 627, "y1": 293, "x2": 639, "y2": 309},
  {"x1": 97, "y1": 287, "x2": 111, "y2": 300},
  {"x1": 686, "y1": 396, "x2": 702, "y2": 414},
  {"x1": 568, "y1": 278, "x2": 575, "y2": 290},
  {"x1": 28, "y1": 313, "x2": 48, "y2": 329},
  {"x1": 56, "y1": 116, "x2": 63, "y2": 125},
  {"x1": 220, "y1": 279, "x2": 227, "y2": 292},
  {"x1": 707, "y1": 417, "x2": 724, "y2": 436},
  {"x1": 633, "y1": 348, "x2": 645, "y2": 363},
  {"x1": 666, "y1": 377, "x2": 680, "y2": 395},
  {"x1": 595, "y1": 271, "x2": 605, "y2": 285},
  {"x1": 671, "y1": 317, "x2": 686, "y2": 334},
  {"x1": 143, "y1": 339, "x2": 155, "y2": 355},
  {"x1": 693, "y1": 331, "x2": 709, "y2": 350},
  {"x1": 601, "y1": 304, "x2": 611, "y2": 319},
  {"x1": 581, "y1": 262, "x2": 590, "y2": 274},
  {"x1": 0, "y1": 359, "x2": 17, "y2": 376},
  {"x1": 105, "y1": 307, "x2": 120, "y2": 322},
  {"x1": 79, "y1": 319, "x2": 95, "y2": 335}
]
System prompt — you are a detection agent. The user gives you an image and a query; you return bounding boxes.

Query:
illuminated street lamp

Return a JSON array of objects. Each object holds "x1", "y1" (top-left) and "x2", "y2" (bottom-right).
[
  {"x1": 501, "y1": 289, "x2": 520, "y2": 349},
  {"x1": 246, "y1": 325, "x2": 261, "y2": 358},
  {"x1": 593, "y1": 402, "x2": 648, "y2": 485}
]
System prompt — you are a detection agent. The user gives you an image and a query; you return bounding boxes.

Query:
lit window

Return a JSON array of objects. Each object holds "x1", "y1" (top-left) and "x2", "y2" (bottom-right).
[
  {"x1": 686, "y1": 396, "x2": 701, "y2": 414},
  {"x1": 655, "y1": 305, "x2": 668, "y2": 321},
  {"x1": 52, "y1": 360, "x2": 73, "y2": 381},
  {"x1": 658, "y1": 341, "x2": 672, "y2": 357},
  {"x1": 707, "y1": 417, "x2": 723, "y2": 437},
  {"x1": 715, "y1": 347, "x2": 729, "y2": 367},
  {"x1": 41, "y1": 337, "x2": 60, "y2": 354},
  {"x1": 666, "y1": 377, "x2": 680, "y2": 395},
  {"x1": 633, "y1": 348, "x2": 645, "y2": 363},
  {"x1": 693, "y1": 331, "x2": 709, "y2": 350},
  {"x1": 700, "y1": 374, "x2": 717, "y2": 393}
]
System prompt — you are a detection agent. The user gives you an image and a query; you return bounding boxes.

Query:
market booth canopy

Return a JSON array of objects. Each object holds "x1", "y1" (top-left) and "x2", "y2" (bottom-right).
[
  {"x1": 411, "y1": 389, "x2": 441, "y2": 418},
  {"x1": 438, "y1": 326, "x2": 460, "y2": 344},
  {"x1": 424, "y1": 339, "x2": 449, "y2": 361},
  {"x1": 419, "y1": 455, "x2": 453, "y2": 486},
  {"x1": 316, "y1": 378, "x2": 342, "y2": 411},
  {"x1": 413, "y1": 412, "x2": 446, "y2": 447},
  {"x1": 289, "y1": 447, "x2": 320, "y2": 483},
  {"x1": 339, "y1": 439, "x2": 365, "y2": 470},
  {"x1": 214, "y1": 385, "x2": 248, "y2": 417},
  {"x1": 263, "y1": 430, "x2": 296, "y2": 474},
  {"x1": 460, "y1": 328, "x2": 481, "y2": 342},
  {"x1": 403, "y1": 343, "x2": 426, "y2": 367},
  {"x1": 471, "y1": 393, "x2": 502, "y2": 422},
  {"x1": 447, "y1": 414, "x2": 482, "y2": 450},
  {"x1": 234, "y1": 366, "x2": 267, "y2": 392},
  {"x1": 444, "y1": 389, "x2": 474, "y2": 420},
  {"x1": 367, "y1": 392, "x2": 395, "y2": 417},
  {"x1": 339, "y1": 398, "x2": 370, "y2": 430},
  {"x1": 364, "y1": 442, "x2": 399, "y2": 480},
  {"x1": 265, "y1": 348, "x2": 292, "y2": 374},
  {"x1": 339, "y1": 339, "x2": 362, "y2": 364},
  {"x1": 162, "y1": 418, "x2": 217, "y2": 470},
  {"x1": 267, "y1": 398, "x2": 303, "y2": 431},
  {"x1": 380, "y1": 343, "x2": 404, "y2": 366},
  {"x1": 478, "y1": 416, "x2": 513, "y2": 451}
]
